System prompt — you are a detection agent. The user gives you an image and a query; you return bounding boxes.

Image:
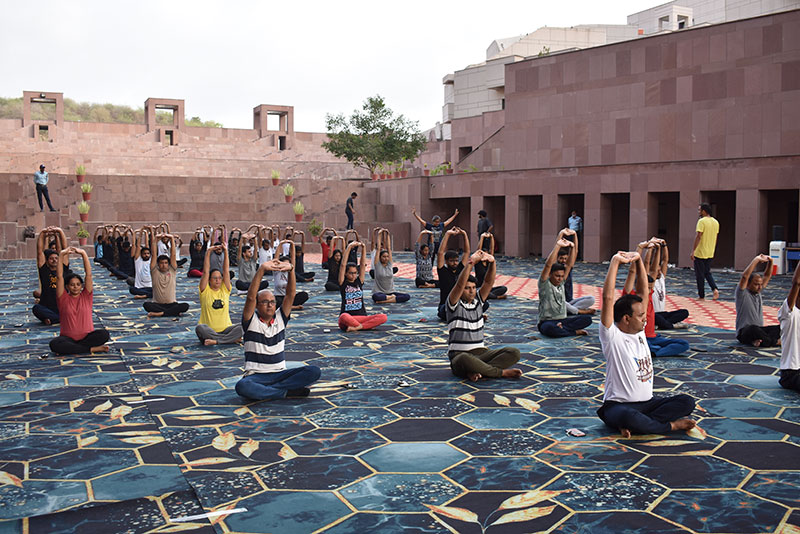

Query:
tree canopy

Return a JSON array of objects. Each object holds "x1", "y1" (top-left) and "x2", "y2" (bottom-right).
[{"x1": 322, "y1": 95, "x2": 426, "y2": 173}]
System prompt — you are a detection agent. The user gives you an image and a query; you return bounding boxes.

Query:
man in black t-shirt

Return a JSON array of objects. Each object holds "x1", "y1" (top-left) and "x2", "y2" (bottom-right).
[
  {"x1": 345, "y1": 192, "x2": 358, "y2": 230},
  {"x1": 437, "y1": 227, "x2": 470, "y2": 321},
  {"x1": 32, "y1": 227, "x2": 71, "y2": 325}
]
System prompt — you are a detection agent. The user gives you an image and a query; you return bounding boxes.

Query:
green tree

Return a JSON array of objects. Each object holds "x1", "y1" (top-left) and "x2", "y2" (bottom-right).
[{"x1": 322, "y1": 95, "x2": 426, "y2": 173}]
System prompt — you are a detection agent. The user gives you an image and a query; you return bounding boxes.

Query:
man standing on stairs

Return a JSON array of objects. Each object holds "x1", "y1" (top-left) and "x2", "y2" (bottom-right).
[
  {"x1": 33, "y1": 164, "x2": 56, "y2": 212},
  {"x1": 345, "y1": 192, "x2": 357, "y2": 230}
]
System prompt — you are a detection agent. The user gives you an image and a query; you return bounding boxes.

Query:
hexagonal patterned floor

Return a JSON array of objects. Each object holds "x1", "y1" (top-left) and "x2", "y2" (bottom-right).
[{"x1": 0, "y1": 254, "x2": 797, "y2": 534}]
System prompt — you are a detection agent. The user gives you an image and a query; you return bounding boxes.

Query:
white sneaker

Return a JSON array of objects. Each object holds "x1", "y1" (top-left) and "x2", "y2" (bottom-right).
[{"x1": 674, "y1": 322, "x2": 689, "y2": 329}]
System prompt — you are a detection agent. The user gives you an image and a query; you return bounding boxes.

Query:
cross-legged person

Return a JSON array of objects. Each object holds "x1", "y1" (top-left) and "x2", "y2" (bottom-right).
[
  {"x1": 195, "y1": 241, "x2": 243, "y2": 346},
  {"x1": 110, "y1": 226, "x2": 136, "y2": 282},
  {"x1": 411, "y1": 207, "x2": 459, "y2": 258},
  {"x1": 318, "y1": 228, "x2": 337, "y2": 270},
  {"x1": 234, "y1": 258, "x2": 322, "y2": 401},
  {"x1": 324, "y1": 237, "x2": 345, "y2": 292},
  {"x1": 735, "y1": 254, "x2": 779, "y2": 347},
  {"x1": 596, "y1": 251, "x2": 696, "y2": 437},
  {"x1": 649, "y1": 238, "x2": 690, "y2": 329},
  {"x1": 557, "y1": 232, "x2": 595, "y2": 315},
  {"x1": 143, "y1": 232, "x2": 190, "y2": 318},
  {"x1": 129, "y1": 227, "x2": 153, "y2": 299},
  {"x1": 235, "y1": 235, "x2": 269, "y2": 293},
  {"x1": 372, "y1": 229, "x2": 410, "y2": 304},
  {"x1": 437, "y1": 227, "x2": 470, "y2": 321},
  {"x1": 446, "y1": 249, "x2": 522, "y2": 381},
  {"x1": 292, "y1": 231, "x2": 315, "y2": 283},
  {"x1": 414, "y1": 230, "x2": 438, "y2": 288},
  {"x1": 475, "y1": 232, "x2": 507, "y2": 299},
  {"x1": 338, "y1": 241, "x2": 387, "y2": 332},
  {"x1": 273, "y1": 240, "x2": 309, "y2": 310},
  {"x1": 32, "y1": 227, "x2": 71, "y2": 325},
  {"x1": 49, "y1": 247, "x2": 110, "y2": 355},
  {"x1": 537, "y1": 231, "x2": 592, "y2": 337},
  {"x1": 779, "y1": 261, "x2": 800, "y2": 392},
  {"x1": 187, "y1": 229, "x2": 207, "y2": 278}
]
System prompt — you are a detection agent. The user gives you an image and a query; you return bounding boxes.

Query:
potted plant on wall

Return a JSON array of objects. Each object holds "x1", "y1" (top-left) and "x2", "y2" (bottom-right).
[
  {"x1": 76, "y1": 222, "x2": 89, "y2": 246},
  {"x1": 77, "y1": 201, "x2": 90, "y2": 222},
  {"x1": 271, "y1": 169, "x2": 281, "y2": 186},
  {"x1": 81, "y1": 182, "x2": 93, "y2": 201},
  {"x1": 308, "y1": 217, "x2": 322, "y2": 237},
  {"x1": 423, "y1": 163, "x2": 430, "y2": 176},
  {"x1": 283, "y1": 184, "x2": 295, "y2": 203},
  {"x1": 444, "y1": 161, "x2": 454, "y2": 174},
  {"x1": 399, "y1": 161, "x2": 408, "y2": 178},
  {"x1": 392, "y1": 162, "x2": 400, "y2": 179},
  {"x1": 378, "y1": 162, "x2": 387, "y2": 180},
  {"x1": 75, "y1": 164, "x2": 86, "y2": 183},
  {"x1": 370, "y1": 167, "x2": 379, "y2": 181},
  {"x1": 293, "y1": 201, "x2": 305, "y2": 222}
]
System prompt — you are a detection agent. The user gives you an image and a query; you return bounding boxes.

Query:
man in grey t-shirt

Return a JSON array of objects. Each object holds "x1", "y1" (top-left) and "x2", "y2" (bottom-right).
[
  {"x1": 537, "y1": 231, "x2": 592, "y2": 337},
  {"x1": 235, "y1": 245, "x2": 268, "y2": 292},
  {"x1": 735, "y1": 254, "x2": 780, "y2": 347}
]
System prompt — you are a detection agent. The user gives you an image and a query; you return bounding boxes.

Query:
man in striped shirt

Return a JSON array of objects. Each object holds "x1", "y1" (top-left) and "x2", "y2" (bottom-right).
[
  {"x1": 446, "y1": 249, "x2": 522, "y2": 382},
  {"x1": 234, "y1": 252, "x2": 321, "y2": 400}
]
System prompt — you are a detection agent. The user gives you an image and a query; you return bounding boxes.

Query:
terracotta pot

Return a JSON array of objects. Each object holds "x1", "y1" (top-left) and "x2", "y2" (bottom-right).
[
  {"x1": 78, "y1": 237, "x2": 87, "y2": 246},
  {"x1": 400, "y1": 170, "x2": 408, "y2": 178},
  {"x1": 79, "y1": 213, "x2": 89, "y2": 222},
  {"x1": 380, "y1": 174, "x2": 387, "y2": 180},
  {"x1": 445, "y1": 169, "x2": 454, "y2": 174},
  {"x1": 76, "y1": 174, "x2": 85, "y2": 183},
  {"x1": 285, "y1": 195, "x2": 293, "y2": 203},
  {"x1": 371, "y1": 173, "x2": 379, "y2": 180},
  {"x1": 294, "y1": 214, "x2": 303, "y2": 222},
  {"x1": 423, "y1": 169, "x2": 430, "y2": 176},
  {"x1": 393, "y1": 171, "x2": 400, "y2": 178},
  {"x1": 82, "y1": 192, "x2": 91, "y2": 201},
  {"x1": 272, "y1": 178, "x2": 279, "y2": 186}
]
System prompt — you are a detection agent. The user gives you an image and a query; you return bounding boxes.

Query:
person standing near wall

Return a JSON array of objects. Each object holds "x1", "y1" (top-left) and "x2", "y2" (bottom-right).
[
  {"x1": 568, "y1": 210, "x2": 583, "y2": 260},
  {"x1": 691, "y1": 203, "x2": 720, "y2": 300},
  {"x1": 477, "y1": 210, "x2": 493, "y2": 251},
  {"x1": 345, "y1": 192, "x2": 358, "y2": 230},
  {"x1": 34, "y1": 164, "x2": 56, "y2": 212}
]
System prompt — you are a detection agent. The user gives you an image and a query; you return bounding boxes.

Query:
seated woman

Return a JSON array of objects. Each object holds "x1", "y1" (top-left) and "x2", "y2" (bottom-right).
[
  {"x1": 338, "y1": 241, "x2": 387, "y2": 332},
  {"x1": 49, "y1": 247, "x2": 110, "y2": 355},
  {"x1": 187, "y1": 228, "x2": 208, "y2": 278},
  {"x1": 274, "y1": 240, "x2": 309, "y2": 309},
  {"x1": 318, "y1": 228, "x2": 337, "y2": 269},
  {"x1": 324, "y1": 236, "x2": 345, "y2": 292},
  {"x1": 144, "y1": 232, "x2": 190, "y2": 318},
  {"x1": 372, "y1": 229, "x2": 410, "y2": 304},
  {"x1": 414, "y1": 229, "x2": 438, "y2": 288},
  {"x1": 475, "y1": 232, "x2": 507, "y2": 299},
  {"x1": 195, "y1": 241, "x2": 243, "y2": 346}
]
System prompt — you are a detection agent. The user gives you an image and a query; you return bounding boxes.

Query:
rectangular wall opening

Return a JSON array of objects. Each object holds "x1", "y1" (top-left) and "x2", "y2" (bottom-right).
[
  {"x1": 765, "y1": 189, "x2": 799, "y2": 246},
  {"x1": 165, "y1": 130, "x2": 174, "y2": 146},
  {"x1": 649, "y1": 192, "x2": 680, "y2": 247},
  {"x1": 458, "y1": 146, "x2": 473, "y2": 161},
  {"x1": 38, "y1": 125, "x2": 49, "y2": 141},
  {"x1": 484, "y1": 196, "x2": 506, "y2": 253},
  {"x1": 31, "y1": 100, "x2": 56, "y2": 121},
  {"x1": 278, "y1": 136, "x2": 287, "y2": 151},
  {"x1": 267, "y1": 114, "x2": 280, "y2": 131},
  {"x1": 520, "y1": 195, "x2": 543, "y2": 257},
  {"x1": 702, "y1": 190, "x2": 736, "y2": 268},
  {"x1": 156, "y1": 108, "x2": 175, "y2": 126},
  {"x1": 600, "y1": 193, "x2": 630, "y2": 260}
]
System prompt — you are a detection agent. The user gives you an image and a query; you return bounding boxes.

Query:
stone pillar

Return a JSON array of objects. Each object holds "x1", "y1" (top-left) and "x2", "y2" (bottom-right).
[
  {"x1": 679, "y1": 189, "x2": 701, "y2": 268},
  {"x1": 629, "y1": 190, "x2": 649, "y2": 249},
  {"x1": 735, "y1": 189, "x2": 763, "y2": 270},
  {"x1": 541, "y1": 193, "x2": 558, "y2": 258},
  {"x1": 504, "y1": 195, "x2": 521, "y2": 256},
  {"x1": 584, "y1": 192, "x2": 603, "y2": 262}
]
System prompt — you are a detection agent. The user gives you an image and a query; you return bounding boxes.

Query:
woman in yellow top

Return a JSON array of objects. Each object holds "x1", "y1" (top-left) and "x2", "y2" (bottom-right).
[{"x1": 196, "y1": 240, "x2": 243, "y2": 346}]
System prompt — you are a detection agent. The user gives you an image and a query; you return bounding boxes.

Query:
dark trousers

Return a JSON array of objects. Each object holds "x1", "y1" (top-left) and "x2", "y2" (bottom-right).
[
  {"x1": 415, "y1": 277, "x2": 439, "y2": 288},
  {"x1": 143, "y1": 301, "x2": 189, "y2": 317},
  {"x1": 276, "y1": 292, "x2": 308, "y2": 308},
  {"x1": 693, "y1": 257, "x2": 718, "y2": 298},
  {"x1": 35, "y1": 183, "x2": 54, "y2": 211},
  {"x1": 598, "y1": 394, "x2": 695, "y2": 434},
  {"x1": 372, "y1": 292, "x2": 410, "y2": 303},
  {"x1": 346, "y1": 210, "x2": 354, "y2": 230},
  {"x1": 130, "y1": 286, "x2": 153, "y2": 298},
  {"x1": 655, "y1": 310, "x2": 689, "y2": 329},
  {"x1": 737, "y1": 325, "x2": 781, "y2": 348},
  {"x1": 325, "y1": 281, "x2": 340, "y2": 292},
  {"x1": 235, "y1": 279, "x2": 269, "y2": 292},
  {"x1": 780, "y1": 369, "x2": 800, "y2": 392},
  {"x1": 235, "y1": 366, "x2": 322, "y2": 400},
  {"x1": 32, "y1": 304, "x2": 59, "y2": 324},
  {"x1": 485, "y1": 285, "x2": 508, "y2": 299},
  {"x1": 49, "y1": 329, "x2": 110, "y2": 355},
  {"x1": 647, "y1": 335, "x2": 690, "y2": 356},
  {"x1": 449, "y1": 347, "x2": 520, "y2": 379},
  {"x1": 538, "y1": 315, "x2": 593, "y2": 337}
]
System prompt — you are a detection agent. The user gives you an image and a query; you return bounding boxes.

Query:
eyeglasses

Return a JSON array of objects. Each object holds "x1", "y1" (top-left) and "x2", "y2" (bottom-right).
[{"x1": 257, "y1": 300, "x2": 276, "y2": 306}]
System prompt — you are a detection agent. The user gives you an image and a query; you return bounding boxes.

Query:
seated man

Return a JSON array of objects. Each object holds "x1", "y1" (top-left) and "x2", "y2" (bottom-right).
[
  {"x1": 234, "y1": 257, "x2": 321, "y2": 400},
  {"x1": 736, "y1": 254, "x2": 779, "y2": 347},
  {"x1": 597, "y1": 251, "x2": 696, "y2": 437},
  {"x1": 436, "y1": 227, "x2": 469, "y2": 321},
  {"x1": 475, "y1": 233, "x2": 507, "y2": 299},
  {"x1": 779, "y1": 261, "x2": 800, "y2": 392},
  {"x1": 446, "y1": 249, "x2": 522, "y2": 381},
  {"x1": 649, "y1": 238, "x2": 689, "y2": 329},
  {"x1": 129, "y1": 228, "x2": 153, "y2": 299},
  {"x1": 195, "y1": 241, "x2": 244, "y2": 346},
  {"x1": 537, "y1": 231, "x2": 592, "y2": 337},
  {"x1": 143, "y1": 232, "x2": 190, "y2": 318},
  {"x1": 556, "y1": 231, "x2": 594, "y2": 315},
  {"x1": 32, "y1": 227, "x2": 71, "y2": 325}
]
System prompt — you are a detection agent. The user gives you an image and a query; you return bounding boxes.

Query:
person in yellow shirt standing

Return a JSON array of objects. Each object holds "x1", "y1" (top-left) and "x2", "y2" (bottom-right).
[
  {"x1": 690, "y1": 203, "x2": 720, "y2": 300},
  {"x1": 196, "y1": 240, "x2": 243, "y2": 346}
]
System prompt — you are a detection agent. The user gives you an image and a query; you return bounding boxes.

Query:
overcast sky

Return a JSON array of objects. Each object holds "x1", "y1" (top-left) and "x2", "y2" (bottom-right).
[{"x1": 2, "y1": 0, "x2": 648, "y2": 132}]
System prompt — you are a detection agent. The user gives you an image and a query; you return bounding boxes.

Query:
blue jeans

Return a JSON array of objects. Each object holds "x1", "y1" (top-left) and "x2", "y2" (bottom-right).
[
  {"x1": 235, "y1": 366, "x2": 321, "y2": 400},
  {"x1": 598, "y1": 394, "x2": 695, "y2": 434},
  {"x1": 538, "y1": 315, "x2": 592, "y2": 337},
  {"x1": 346, "y1": 210, "x2": 354, "y2": 230},
  {"x1": 32, "y1": 304, "x2": 59, "y2": 324},
  {"x1": 647, "y1": 335, "x2": 690, "y2": 357}
]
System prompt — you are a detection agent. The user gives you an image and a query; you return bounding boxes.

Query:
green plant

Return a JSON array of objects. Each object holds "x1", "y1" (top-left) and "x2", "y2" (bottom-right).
[
  {"x1": 75, "y1": 164, "x2": 86, "y2": 175},
  {"x1": 76, "y1": 222, "x2": 89, "y2": 238},
  {"x1": 271, "y1": 169, "x2": 280, "y2": 179},
  {"x1": 377, "y1": 162, "x2": 386, "y2": 173},
  {"x1": 283, "y1": 184, "x2": 295, "y2": 196},
  {"x1": 308, "y1": 218, "x2": 322, "y2": 237},
  {"x1": 77, "y1": 201, "x2": 90, "y2": 214},
  {"x1": 80, "y1": 182, "x2": 93, "y2": 193},
  {"x1": 424, "y1": 163, "x2": 428, "y2": 169},
  {"x1": 293, "y1": 201, "x2": 305, "y2": 215},
  {"x1": 464, "y1": 164, "x2": 479, "y2": 173},
  {"x1": 444, "y1": 161, "x2": 452, "y2": 169}
]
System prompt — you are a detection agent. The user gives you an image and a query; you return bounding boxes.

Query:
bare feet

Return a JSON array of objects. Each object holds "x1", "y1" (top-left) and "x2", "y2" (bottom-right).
[
  {"x1": 203, "y1": 339, "x2": 218, "y2": 346},
  {"x1": 575, "y1": 329, "x2": 588, "y2": 336},
  {"x1": 44, "y1": 319, "x2": 51, "y2": 325},
  {"x1": 467, "y1": 372, "x2": 483, "y2": 382},
  {"x1": 346, "y1": 324, "x2": 364, "y2": 332},
  {"x1": 148, "y1": 311, "x2": 164, "y2": 318},
  {"x1": 292, "y1": 305, "x2": 303, "y2": 311},
  {"x1": 90, "y1": 345, "x2": 110, "y2": 354},
  {"x1": 501, "y1": 368, "x2": 523, "y2": 378},
  {"x1": 712, "y1": 289, "x2": 719, "y2": 300},
  {"x1": 752, "y1": 339, "x2": 762, "y2": 347},
  {"x1": 496, "y1": 294, "x2": 507, "y2": 300},
  {"x1": 578, "y1": 308, "x2": 596, "y2": 315},
  {"x1": 134, "y1": 295, "x2": 148, "y2": 299},
  {"x1": 620, "y1": 428, "x2": 631, "y2": 438},
  {"x1": 670, "y1": 418, "x2": 696, "y2": 431}
]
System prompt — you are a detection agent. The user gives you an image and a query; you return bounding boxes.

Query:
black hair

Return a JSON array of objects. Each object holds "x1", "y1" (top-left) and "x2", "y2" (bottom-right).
[
  {"x1": 558, "y1": 248, "x2": 570, "y2": 257},
  {"x1": 64, "y1": 272, "x2": 83, "y2": 287},
  {"x1": 444, "y1": 250, "x2": 459, "y2": 260},
  {"x1": 466, "y1": 275, "x2": 478, "y2": 285},
  {"x1": 122, "y1": 240, "x2": 131, "y2": 249},
  {"x1": 326, "y1": 236, "x2": 332, "y2": 243},
  {"x1": 209, "y1": 268, "x2": 222, "y2": 278},
  {"x1": 614, "y1": 294, "x2": 643, "y2": 323},
  {"x1": 419, "y1": 243, "x2": 430, "y2": 251},
  {"x1": 345, "y1": 262, "x2": 358, "y2": 272},
  {"x1": 141, "y1": 247, "x2": 150, "y2": 254},
  {"x1": 331, "y1": 249, "x2": 343, "y2": 259},
  {"x1": 700, "y1": 203, "x2": 712, "y2": 215},
  {"x1": 351, "y1": 192, "x2": 358, "y2": 197},
  {"x1": 43, "y1": 249, "x2": 58, "y2": 260},
  {"x1": 748, "y1": 273, "x2": 763, "y2": 285},
  {"x1": 551, "y1": 263, "x2": 566, "y2": 274},
  {"x1": 279, "y1": 255, "x2": 290, "y2": 262},
  {"x1": 157, "y1": 254, "x2": 170, "y2": 263},
  {"x1": 647, "y1": 275, "x2": 655, "y2": 284},
  {"x1": 241, "y1": 244, "x2": 251, "y2": 252}
]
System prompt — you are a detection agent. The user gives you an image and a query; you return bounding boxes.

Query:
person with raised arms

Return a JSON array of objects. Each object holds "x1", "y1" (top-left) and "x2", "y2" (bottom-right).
[
  {"x1": 372, "y1": 229, "x2": 410, "y2": 304},
  {"x1": 436, "y1": 227, "x2": 470, "y2": 321},
  {"x1": 143, "y1": 231, "x2": 190, "y2": 318},
  {"x1": 411, "y1": 207, "x2": 459, "y2": 258},
  {"x1": 414, "y1": 229, "x2": 437, "y2": 288},
  {"x1": 779, "y1": 261, "x2": 800, "y2": 392},
  {"x1": 195, "y1": 240, "x2": 243, "y2": 346},
  {"x1": 537, "y1": 230, "x2": 592, "y2": 337},
  {"x1": 596, "y1": 251, "x2": 695, "y2": 437},
  {"x1": 337, "y1": 240, "x2": 387, "y2": 332},
  {"x1": 735, "y1": 254, "x2": 779, "y2": 347},
  {"x1": 32, "y1": 226, "x2": 71, "y2": 325}
]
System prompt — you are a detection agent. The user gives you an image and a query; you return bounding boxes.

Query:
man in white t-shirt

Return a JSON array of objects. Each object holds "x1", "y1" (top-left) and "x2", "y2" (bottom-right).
[
  {"x1": 779, "y1": 262, "x2": 800, "y2": 392},
  {"x1": 130, "y1": 231, "x2": 153, "y2": 299},
  {"x1": 597, "y1": 251, "x2": 696, "y2": 438}
]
